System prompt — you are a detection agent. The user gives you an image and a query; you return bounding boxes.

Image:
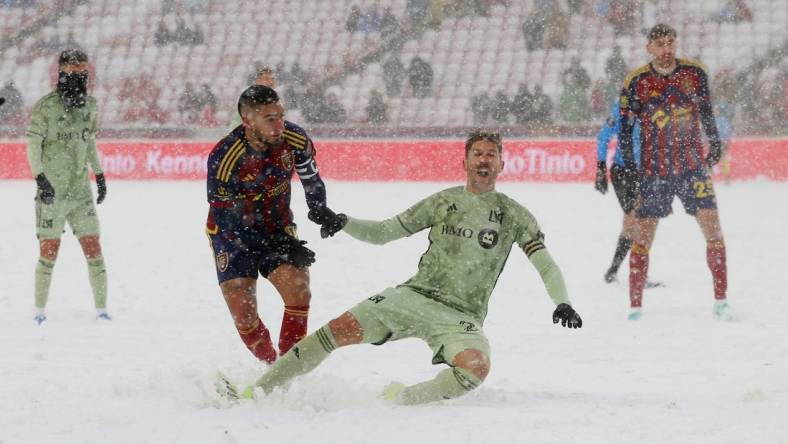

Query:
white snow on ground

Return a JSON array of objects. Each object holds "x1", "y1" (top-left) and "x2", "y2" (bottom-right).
[{"x1": 1, "y1": 179, "x2": 786, "y2": 444}]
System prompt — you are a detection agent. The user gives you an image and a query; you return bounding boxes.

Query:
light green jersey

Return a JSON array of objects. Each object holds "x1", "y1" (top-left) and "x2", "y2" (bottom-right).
[
  {"x1": 343, "y1": 186, "x2": 569, "y2": 322},
  {"x1": 26, "y1": 91, "x2": 101, "y2": 201}
]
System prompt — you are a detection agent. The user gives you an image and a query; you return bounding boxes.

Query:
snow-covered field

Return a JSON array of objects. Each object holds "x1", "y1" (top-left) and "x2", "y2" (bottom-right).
[{"x1": 1, "y1": 179, "x2": 786, "y2": 444}]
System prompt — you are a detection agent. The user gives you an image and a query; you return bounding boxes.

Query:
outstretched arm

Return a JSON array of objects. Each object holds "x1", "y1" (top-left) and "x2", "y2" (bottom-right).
[
  {"x1": 524, "y1": 237, "x2": 581, "y2": 328},
  {"x1": 342, "y1": 215, "x2": 414, "y2": 245},
  {"x1": 526, "y1": 243, "x2": 569, "y2": 306},
  {"x1": 321, "y1": 192, "x2": 439, "y2": 242}
]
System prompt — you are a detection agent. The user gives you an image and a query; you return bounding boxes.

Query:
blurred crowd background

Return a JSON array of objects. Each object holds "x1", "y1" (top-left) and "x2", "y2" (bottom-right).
[{"x1": 0, "y1": 0, "x2": 785, "y2": 139}]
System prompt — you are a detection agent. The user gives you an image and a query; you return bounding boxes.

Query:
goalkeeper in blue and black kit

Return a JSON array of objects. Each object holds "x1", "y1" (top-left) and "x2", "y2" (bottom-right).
[
  {"x1": 594, "y1": 101, "x2": 644, "y2": 284},
  {"x1": 207, "y1": 85, "x2": 334, "y2": 363}
]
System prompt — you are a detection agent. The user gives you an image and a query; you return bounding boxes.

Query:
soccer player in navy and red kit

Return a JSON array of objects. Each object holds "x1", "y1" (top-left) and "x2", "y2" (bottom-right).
[
  {"x1": 207, "y1": 85, "x2": 331, "y2": 363},
  {"x1": 619, "y1": 24, "x2": 731, "y2": 321}
]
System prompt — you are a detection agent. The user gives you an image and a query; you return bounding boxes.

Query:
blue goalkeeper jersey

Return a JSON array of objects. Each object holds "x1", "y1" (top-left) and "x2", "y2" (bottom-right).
[{"x1": 596, "y1": 101, "x2": 641, "y2": 167}]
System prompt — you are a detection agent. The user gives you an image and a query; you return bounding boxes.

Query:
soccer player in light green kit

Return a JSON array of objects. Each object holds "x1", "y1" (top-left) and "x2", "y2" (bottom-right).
[
  {"x1": 220, "y1": 130, "x2": 582, "y2": 405},
  {"x1": 26, "y1": 49, "x2": 109, "y2": 324}
]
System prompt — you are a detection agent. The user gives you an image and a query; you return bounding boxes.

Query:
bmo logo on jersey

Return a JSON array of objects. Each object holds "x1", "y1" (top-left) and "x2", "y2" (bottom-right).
[
  {"x1": 441, "y1": 224, "x2": 499, "y2": 249},
  {"x1": 477, "y1": 229, "x2": 499, "y2": 249}
]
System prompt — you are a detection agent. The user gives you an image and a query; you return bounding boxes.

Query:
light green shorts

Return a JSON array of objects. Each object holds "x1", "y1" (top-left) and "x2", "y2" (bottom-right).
[
  {"x1": 349, "y1": 286, "x2": 490, "y2": 365},
  {"x1": 35, "y1": 198, "x2": 100, "y2": 240}
]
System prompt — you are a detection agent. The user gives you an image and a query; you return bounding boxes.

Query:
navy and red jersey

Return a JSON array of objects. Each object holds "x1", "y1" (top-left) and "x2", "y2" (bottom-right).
[
  {"x1": 206, "y1": 121, "x2": 326, "y2": 245},
  {"x1": 619, "y1": 59, "x2": 721, "y2": 177}
]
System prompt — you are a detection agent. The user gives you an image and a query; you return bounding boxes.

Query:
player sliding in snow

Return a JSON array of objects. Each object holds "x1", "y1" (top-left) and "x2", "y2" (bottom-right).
[{"x1": 219, "y1": 130, "x2": 582, "y2": 405}]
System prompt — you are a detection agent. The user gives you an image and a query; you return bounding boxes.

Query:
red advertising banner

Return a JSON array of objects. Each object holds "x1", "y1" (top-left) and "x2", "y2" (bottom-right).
[{"x1": 1, "y1": 139, "x2": 786, "y2": 181}]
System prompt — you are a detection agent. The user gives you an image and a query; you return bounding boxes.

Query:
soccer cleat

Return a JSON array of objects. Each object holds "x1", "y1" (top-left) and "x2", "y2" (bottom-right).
[
  {"x1": 645, "y1": 280, "x2": 664, "y2": 289},
  {"x1": 603, "y1": 268, "x2": 617, "y2": 283},
  {"x1": 216, "y1": 373, "x2": 240, "y2": 401},
  {"x1": 33, "y1": 313, "x2": 47, "y2": 325},
  {"x1": 627, "y1": 308, "x2": 642, "y2": 321},
  {"x1": 713, "y1": 301, "x2": 733, "y2": 321},
  {"x1": 382, "y1": 382, "x2": 405, "y2": 402},
  {"x1": 215, "y1": 373, "x2": 255, "y2": 401},
  {"x1": 96, "y1": 310, "x2": 112, "y2": 321}
]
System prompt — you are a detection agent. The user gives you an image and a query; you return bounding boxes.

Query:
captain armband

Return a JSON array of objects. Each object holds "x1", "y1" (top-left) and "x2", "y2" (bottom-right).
[
  {"x1": 523, "y1": 231, "x2": 546, "y2": 258},
  {"x1": 296, "y1": 149, "x2": 319, "y2": 180}
]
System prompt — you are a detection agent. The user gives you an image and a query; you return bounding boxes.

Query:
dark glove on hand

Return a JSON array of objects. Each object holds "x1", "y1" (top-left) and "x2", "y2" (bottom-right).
[
  {"x1": 271, "y1": 234, "x2": 316, "y2": 268},
  {"x1": 95, "y1": 173, "x2": 107, "y2": 204},
  {"x1": 35, "y1": 173, "x2": 55, "y2": 204},
  {"x1": 706, "y1": 142, "x2": 722, "y2": 167},
  {"x1": 594, "y1": 161, "x2": 608, "y2": 194},
  {"x1": 552, "y1": 303, "x2": 582, "y2": 329},
  {"x1": 308, "y1": 207, "x2": 348, "y2": 239}
]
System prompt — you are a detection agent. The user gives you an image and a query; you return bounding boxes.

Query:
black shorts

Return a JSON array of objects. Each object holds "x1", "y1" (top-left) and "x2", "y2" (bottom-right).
[
  {"x1": 610, "y1": 164, "x2": 639, "y2": 214},
  {"x1": 637, "y1": 168, "x2": 718, "y2": 218},
  {"x1": 208, "y1": 226, "x2": 300, "y2": 284}
]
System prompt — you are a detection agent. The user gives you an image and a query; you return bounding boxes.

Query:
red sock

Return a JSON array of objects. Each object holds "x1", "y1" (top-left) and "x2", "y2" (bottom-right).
[
  {"x1": 238, "y1": 318, "x2": 277, "y2": 364},
  {"x1": 706, "y1": 241, "x2": 727, "y2": 300},
  {"x1": 279, "y1": 305, "x2": 309, "y2": 355},
  {"x1": 629, "y1": 244, "x2": 649, "y2": 308}
]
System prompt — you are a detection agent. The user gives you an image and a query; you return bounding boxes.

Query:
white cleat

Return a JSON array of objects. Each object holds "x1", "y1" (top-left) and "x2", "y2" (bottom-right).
[{"x1": 713, "y1": 301, "x2": 733, "y2": 321}]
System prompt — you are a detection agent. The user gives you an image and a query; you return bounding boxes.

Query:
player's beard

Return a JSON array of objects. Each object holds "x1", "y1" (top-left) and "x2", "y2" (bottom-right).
[
  {"x1": 653, "y1": 54, "x2": 676, "y2": 72},
  {"x1": 247, "y1": 127, "x2": 282, "y2": 151}
]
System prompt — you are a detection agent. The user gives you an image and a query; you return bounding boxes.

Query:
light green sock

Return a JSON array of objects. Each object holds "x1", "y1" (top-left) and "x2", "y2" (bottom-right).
[
  {"x1": 87, "y1": 256, "x2": 107, "y2": 309},
  {"x1": 34, "y1": 257, "x2": 56, "y2": 309},
  {"x1": 395, "y1": 367, "x2": 482, "y2": 405},
  {"x1": 254, "y1": 325, "x2": 337, "y2": 394}
]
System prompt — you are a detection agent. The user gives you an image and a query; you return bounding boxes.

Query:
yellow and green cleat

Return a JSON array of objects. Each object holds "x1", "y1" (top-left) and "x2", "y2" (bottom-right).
[
  {"x1": 216, "y1": 373, "x2": 255, "y2": 401},
  {"x1": 381, "y1": 382, "x2": 405, "y2": 402}
]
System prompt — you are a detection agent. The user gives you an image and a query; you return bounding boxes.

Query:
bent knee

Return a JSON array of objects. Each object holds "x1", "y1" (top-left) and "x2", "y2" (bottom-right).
[
  {"x1": 328, "y1": 311, "x2": 364, "y2": 346},
  {"x1": 452, "y1": 348, "x2": 490, "y2": 382}
]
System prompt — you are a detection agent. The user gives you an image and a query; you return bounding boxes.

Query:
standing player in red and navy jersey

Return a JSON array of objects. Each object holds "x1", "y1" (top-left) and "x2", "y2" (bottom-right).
[
  {"x1": 619, "y1": 24, "x2": 732, "y2": 321},
  {"x1": 207, "y1": 85, "x2": 339, "y2": 363}
]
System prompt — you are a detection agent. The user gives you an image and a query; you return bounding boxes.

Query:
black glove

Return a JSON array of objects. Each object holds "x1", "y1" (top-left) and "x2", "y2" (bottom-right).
[
  {"x1": 594, "y1": 161, "x2": 608, "y2": 194},
  {"x1": 706, "y1": 141, "x2": 722, "y2": 167},
  {"x1": 308, "y1": 206, "x2": 348, "y2": 239},
  {"x1": 270, "y1": 234, "x2": 315, "y2": 268},
  {"x1": 95, "y1": 173, "x2": 107, "y2": 204},
  {"x1": 552, "y1": 303, "x2": 582, "y2": 329},
  {"x1": 35, "y1": 173, "x2": 55, "y2": 204}
]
